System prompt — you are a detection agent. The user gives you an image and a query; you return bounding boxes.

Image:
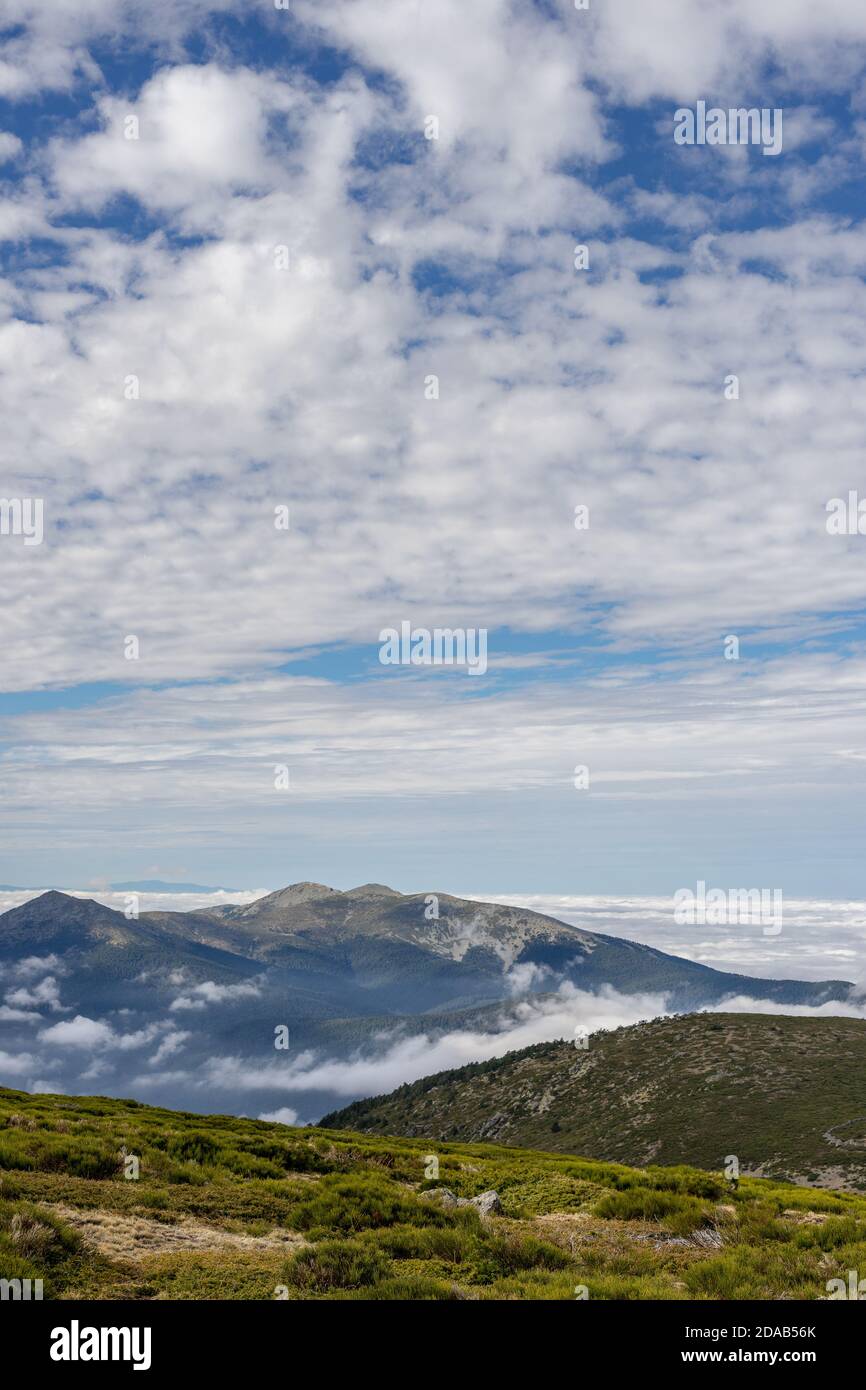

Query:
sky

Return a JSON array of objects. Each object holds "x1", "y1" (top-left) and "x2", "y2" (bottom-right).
[{"x1": 2, "y1": 1, "x2": 866, "y2": 899}]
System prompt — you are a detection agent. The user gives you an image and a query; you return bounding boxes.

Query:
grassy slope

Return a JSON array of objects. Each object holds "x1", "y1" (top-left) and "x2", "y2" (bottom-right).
[
  {"x1": 322, "y1": 1013, "x2": 866, "y2": 1192},
  {"x1": 3, "y1": 1080, "x2": 866, "y2": 1300}
]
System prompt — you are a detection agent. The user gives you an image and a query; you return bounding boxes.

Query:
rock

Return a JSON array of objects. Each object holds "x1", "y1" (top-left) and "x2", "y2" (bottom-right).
[
  {"x1": 470, "y1": 1190, "x2": 502, "y2": 1216},
  {"x1": 426, "y1": 1187, "x2": 461, "y2": 1206},
  {"x1": 477, "y1": 1113, "x2": 508, "y2": 1140},
  {"x1": 424, "y1": 1187, "x2": 502, "y2": 1216}
]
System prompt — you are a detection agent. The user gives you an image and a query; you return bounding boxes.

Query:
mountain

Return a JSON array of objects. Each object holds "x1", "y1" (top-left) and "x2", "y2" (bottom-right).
[
  {"x1": 3, "y1": 1080, "x2": 866, "y2": 1301},
  {"x1": 322, "y1": 1013, "x2": 866, "y2": 1191},
  {"x1": 152, "y1": 880, "x2": 854, "y2": 1008},
  {"x1": 4, "y1": 881, "x2": 852, "y2": 1010},
  {"x1": 0, "y1": 889, "x2": 260, "y2": 1019},
  {"x1": 0, "y1": 883, "x2": 857, "y2": 1120}
]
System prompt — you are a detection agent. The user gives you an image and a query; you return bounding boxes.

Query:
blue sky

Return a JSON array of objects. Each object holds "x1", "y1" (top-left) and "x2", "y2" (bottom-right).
[{"x1": 2, "y1": 0, "x2": 866, "y2": 898}]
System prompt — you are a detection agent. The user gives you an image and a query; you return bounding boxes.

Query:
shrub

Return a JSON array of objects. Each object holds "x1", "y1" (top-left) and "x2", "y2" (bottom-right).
[
  {"x1": 288, "y1": 1175, "x2": 451, "y2": 1237},
  {"x1": 167, "y1": 1133, "x2": 221, "y2": 1166},
  {"x1": 284, "y1": 1240, "x2": 390, "y2": 1292},
  {"x1": 594, "y1": 1188, "x2": 709, "y2": 1228}
]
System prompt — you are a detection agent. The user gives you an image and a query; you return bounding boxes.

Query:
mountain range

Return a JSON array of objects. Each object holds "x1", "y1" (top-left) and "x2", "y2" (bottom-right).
[{"x1": 0, "y1": 882, "x2": 857, "y2": 1120}]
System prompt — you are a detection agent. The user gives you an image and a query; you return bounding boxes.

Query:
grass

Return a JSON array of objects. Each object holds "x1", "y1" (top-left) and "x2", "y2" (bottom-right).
[{"x1": 2, "y1": 1082, "x2": 866, "y2": 1300}]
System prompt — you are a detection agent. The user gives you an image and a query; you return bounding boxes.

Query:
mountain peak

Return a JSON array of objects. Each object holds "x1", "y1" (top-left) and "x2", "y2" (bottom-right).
[
  {"x1": 266, "y1": 882, "x2": 338, "y2": 905},
  {"x1": 347, "y1": 883, "x2": 402, "y2": 898},
  {"x1": 18, "y1": 890, "x2": 113, "y2": 915},
  {"x1": 0, "y1": 889, "x2": 135, "y2": 950}
]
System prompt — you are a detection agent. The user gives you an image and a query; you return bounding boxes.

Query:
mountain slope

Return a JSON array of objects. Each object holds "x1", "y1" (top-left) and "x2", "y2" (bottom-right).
[
  {"x1": 4, "y1": 1081, "x2": 866, "y2": 1301},
  {"x1": 321, "y1": 1012, "x2": 866, "y2": 1191}
]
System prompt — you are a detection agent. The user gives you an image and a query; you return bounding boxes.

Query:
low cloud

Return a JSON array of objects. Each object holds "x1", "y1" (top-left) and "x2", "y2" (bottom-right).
[
  {"x1": 0, "y1": 1048, "x2": 42, "y2": 1077},
  {"x1": 5, "y1": 975, "x2": 64, "y2": 1011},
  {"x1": 698, "y1": 995, "x2": 866, "y2": 1019},
  {"x1": 200, "y1": 984, "x2": 671, "y2": 1101},
  {"x1": 3, "y1": 955, "x2": 64, "y2": 980},
  {"x1": 197, "y1": 980, "x2": 866, "y2": 1117},
  {"x1": 38, "y1": 1014, "x2": 193, "y2": 1056},
  {"x1": 258, "y1": 1107, "x2": 299, "y2": 1126},
  {"x1": 169, "y1": 979, "x2": 263, "y2": 1011},
  {"x1": 39, "y1": 1015, "x2": 115, "y2": 1049}
]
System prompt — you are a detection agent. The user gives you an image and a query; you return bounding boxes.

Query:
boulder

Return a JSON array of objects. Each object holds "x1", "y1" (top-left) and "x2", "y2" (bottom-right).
[{"x1": 470, "y1": 1190, "x2": 502, "y2": 1217}]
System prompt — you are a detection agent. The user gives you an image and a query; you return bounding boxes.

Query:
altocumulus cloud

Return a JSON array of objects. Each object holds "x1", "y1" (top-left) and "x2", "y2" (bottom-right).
[{"x1": 3, "y1": 0, "x2": 866, "y2": 895}]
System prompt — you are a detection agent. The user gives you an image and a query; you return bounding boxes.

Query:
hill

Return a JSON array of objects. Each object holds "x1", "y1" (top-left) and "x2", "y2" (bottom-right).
[
  {"x1": 3, "y1": 1081, "x2": 866, "y2": 1300},
  {"x1": 321, "y1": 1013, "x2": 866, "y2": 1191}
]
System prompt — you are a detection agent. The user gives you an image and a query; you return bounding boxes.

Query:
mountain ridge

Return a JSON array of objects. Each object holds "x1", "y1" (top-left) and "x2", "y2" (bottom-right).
[{"x1": 0, "y1": 884, "x2": 855, "y2": 1003}]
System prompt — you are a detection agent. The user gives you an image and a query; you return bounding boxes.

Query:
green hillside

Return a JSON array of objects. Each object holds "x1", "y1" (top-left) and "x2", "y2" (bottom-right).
[
  {"x1": 3, "y1": 1078, "x2": 866, "y2": 1300},
  {"x1": 323, "y1": 1013, "x2": 866, "y2": 1191}
]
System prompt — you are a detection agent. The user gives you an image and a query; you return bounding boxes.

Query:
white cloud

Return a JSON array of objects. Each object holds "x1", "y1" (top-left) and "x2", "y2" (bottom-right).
[
  {"x1": 0, "y1": 1048, "x2": 42, "y2": 1076},
  {"x1": 169, "y1": 979, "x2": 262, "y2": 1011},
  {"x1": 50, "y1": 66, "x2": 297, "y2": 214},
  {"x1": 4, "y1": 954, "x2": 63, "y2": 979},
  {"x1": 200, "y1": 984, "x2": 672, "y2": 1098},
  {"x1": 79, "y1": 1058, "x2": 113, "y2": 1081},
  {"x1": 5, "y1": 976, "x2": 63, "y2": 1011},
  {"x1": 197, "y1": 974, "x2": 866, "y2": 1112},
  {"x1": 38, "y1": 1015, "x2": 114, "y2": 1048},
  {"x1": 698, "y1": 994, "x2": 866, "y2": 1019},
  {"x1": 36, "y1": 1013, "x2": 192, "y2": 1055},
  {"x1": 258, "y1": 1106, "x2": 299, "y2": 1125},
  {"x1": 127, "y1": 1068, "x2": 192, "y2": 1088},
  {"x1": 150, "y1": 1029, "x2": 191, "y2": 1063},
  {"x1": 0, "y1": 133, "x2": 22, "y2": 162}
]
